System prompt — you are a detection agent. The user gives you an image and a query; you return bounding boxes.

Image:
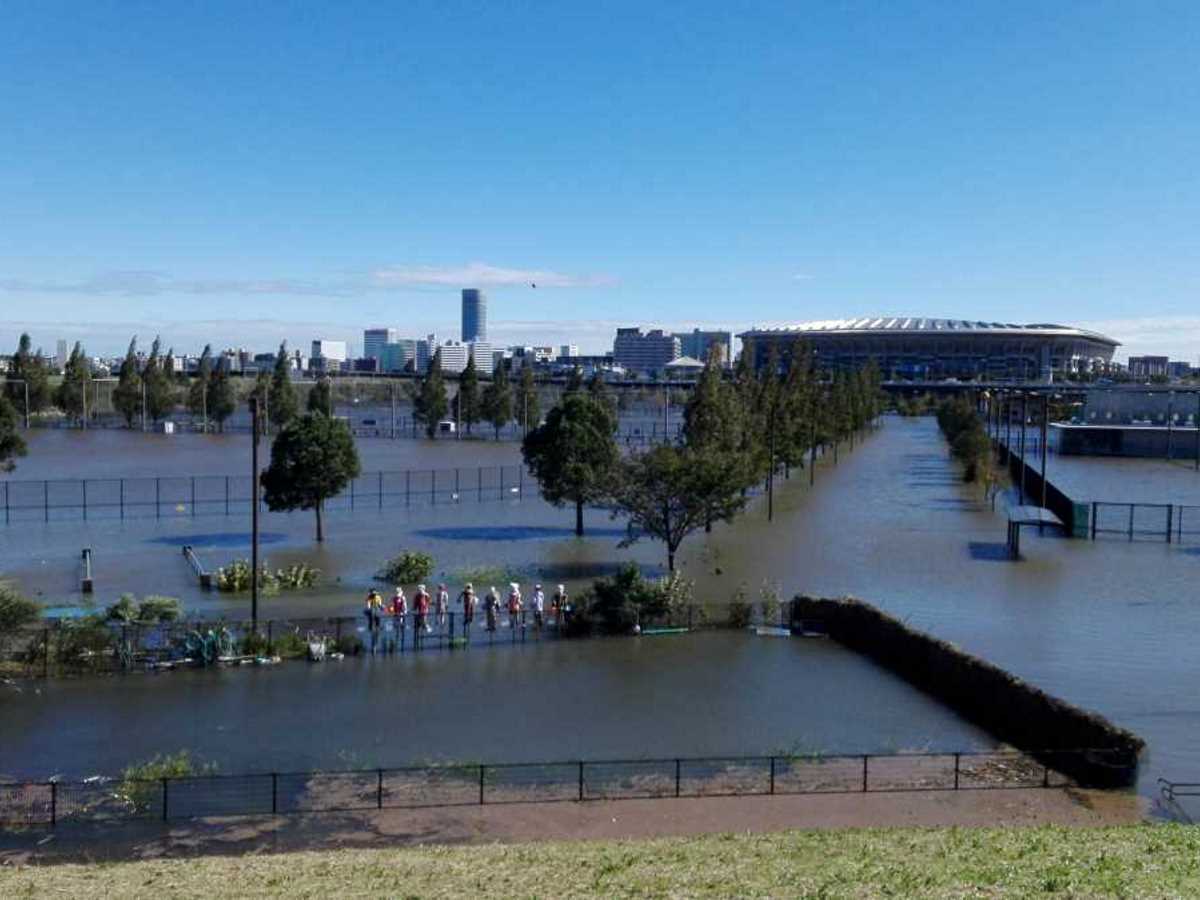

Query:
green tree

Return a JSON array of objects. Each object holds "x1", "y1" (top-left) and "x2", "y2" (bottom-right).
[
  {"x1": 208, "y1": 361, "x2": 237, "y2": 432},
  {"x1": 564, "y1": 367, "x2": 585, "y2": 394},
  {"x1": 457, "y1": 353, "x2": 481, "y2": 434},
  {"x1": 187, "y1": 345, "x2": 214, "y2": 430},
  {"x1": 261, "y1": 413, "x2": 362, "y2": 542},
  {"x1": 613, "y1": 445, "x2": 750, "y2": 571},
  {"x1": 518, "y1": 362, "x2": 540, "y2": 434},
  {"x1": 6, "y1": 333, "x2": 50, "y2": 418},
  {"x1": 307, "y1": 377, "x2": 333, "y2": 416},
  {"x1": 0, "y1": 392, "x2": 27, "y2": 472},
  {"x1": 112, "y1": 337, "x2": 143, "y2": 428},
  {"x1": 683, "y1": 350, "x2": 753, "y2": 528},
  {"x1": 55, "y1": 342, "x2": 89, "y2": 425},
  {"x1": 481, "y1": 361, "x2": 513, "y2": 439},
  {"x1": 413, "y1": 350, "x2": 449, "y2": 438},
  {"x1": 142, "y1": 336, "x2": 176, "y2": 423},
  {"x1": 0, "y1": 585, "x2": 40, "y2": 656},
  {"x1": 268, "y1": 341, "x2": 298, "y2": 429},
  {"x1": 522, "y1": 392, "x2": 620, "y2": 536},
  {"x1": 251, "y1": 369, "x2": 271, "y2": 425}
]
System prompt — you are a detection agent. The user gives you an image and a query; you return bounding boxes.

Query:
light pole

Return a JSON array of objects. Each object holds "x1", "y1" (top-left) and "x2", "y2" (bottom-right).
[
  {"x1": 248, "y1": 396, "x2": 261, "y2": 630},
  {"x1": 141, "y1": 380, "x2": 147, "y2": 433}
]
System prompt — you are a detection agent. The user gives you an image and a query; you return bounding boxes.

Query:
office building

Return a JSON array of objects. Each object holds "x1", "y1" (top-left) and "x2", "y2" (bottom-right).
[
  {"x1": 739, "y1": 318, "x2": 1119, "y2": 382},
  {"x1": 469, "y1": 341, "x2": 495, "y2": 375},
  {"x1": 559, "y1": 344, "x2": 580, "y2": 359},
  {"x1": 55, "y1": 339, "x2": 69, "y2": 370},
  {"x1": 310, "y1": 339, "x2": 348, "y2": 375},
  {"x1": 1128, "y1": 356, "x2": 1170, "y2": 379},
  {"x1": 462, "y1": 289, "x2": 487, "y2": 342},
  {"x1": 363, "y1": 328, "x2": 400, "y2": 363},
  {"x1": 379, "y1": 340, "x2": 418, "y2": 373},
  {"x1": 613, "y1": 328, "x2": 681, "y2": 375},
  {"x1": 416, "y1": 334, "x2": 437, "y2": 373},
  {"x1": 677, "y1": 329, "x2": 733, "y2": 368}
]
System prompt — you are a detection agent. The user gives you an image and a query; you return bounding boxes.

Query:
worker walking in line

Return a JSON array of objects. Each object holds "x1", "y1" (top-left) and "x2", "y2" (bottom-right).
[
  {"x1": 531, "y1": 583, "x2": 545, "y2": 631},
  {"x1": 507, "y1": 583, "x2": 522, "y2": 630},
  {"x1": 460, "y1": 583, "x2": 477, "y2": 634},
  {"x1": 364, "y1": 589, "x2": 383, "y2": 653},
  {"x1": 414, "y1": 584, "x2": 432, "y2": 634},
  {"x1": 552, "y1": 584, "x2": 568, "y2": 629},
  {"x1": 485, "y1": 586, "x2": 500, "y2": 632},
  {"x1": 435, "y1": 583, "x2": 449, "y2": 630}
]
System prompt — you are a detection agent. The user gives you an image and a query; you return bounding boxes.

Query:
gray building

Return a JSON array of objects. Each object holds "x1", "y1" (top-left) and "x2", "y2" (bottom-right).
[
  {"x1": 613, "y1": 328, "x2": 681, "y2": 375},
  {"x1": 677, "y1": 329, "x2": 733, "y2": 367},
  {"x1": 462, "y1": 289, "x2": 487, "y2": 342},
  {"x1": 1128, "y1": 356, "x2": 1169, "y2": 379},
  {"x1": 379, "y1": 340, "x2": 418, "y2": 373},
  {"x1": 363, "y1": 328, "x2": 399, "y2": 363}
]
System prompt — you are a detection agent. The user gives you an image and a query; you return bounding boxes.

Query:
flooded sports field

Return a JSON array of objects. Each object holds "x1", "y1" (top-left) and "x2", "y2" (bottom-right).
[{"x1": 2, "y1": 418, "x2": 1198, "y2": 798}]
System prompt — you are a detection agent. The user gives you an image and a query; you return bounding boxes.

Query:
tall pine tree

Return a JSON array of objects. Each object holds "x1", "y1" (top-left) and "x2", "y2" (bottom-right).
[
  {"x1": 268, "y1": 341, "x2": 298, "y2": 429},
  {"x1": 413, "y1": 350, "x2": 448, "y2": 437},
  {"x1": 112, "y1": 337, "x2": 143, "y2": 428}
]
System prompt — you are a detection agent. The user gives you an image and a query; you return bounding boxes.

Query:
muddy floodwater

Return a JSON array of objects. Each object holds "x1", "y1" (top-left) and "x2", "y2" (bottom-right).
[{"x1": 2, "y1": 419, "x2": 1198, "y2": 796}]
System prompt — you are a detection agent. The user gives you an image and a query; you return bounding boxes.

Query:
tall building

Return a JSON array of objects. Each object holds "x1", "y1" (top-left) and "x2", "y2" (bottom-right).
[
  {"x1": 363, "y1": 328, "x2": 399, "y2": 362},
  {"x1": 677, "y1": 330, "x2": 733, "y2": 368},
  {"x1": 416, "y1": 334, "x2": 437, "y2": 373},
  {"x1": 612, "y1": 328, "x2": 681, "y2": 375},
  {"x1": 379, "y1": 340, "x2": 418, "y2": 373},
  {"x1": 469, "y1": 341, "x2": 495, "y2": 375},
  {"x1": 310, "y1": 339, "x2": 348, "y2": 375},
  {"x1": 55, "y1": 339, "x2": 69, "y2": 370},
  {"x1": 1128, "y1": 356, "x2": 1170, "y2": 379},
  {"x1": 462, "y1": 289, "x2": 487, "y2": 342},
  {"x1": 559, "y1": 344, "x2": 580, "y2": 359}
]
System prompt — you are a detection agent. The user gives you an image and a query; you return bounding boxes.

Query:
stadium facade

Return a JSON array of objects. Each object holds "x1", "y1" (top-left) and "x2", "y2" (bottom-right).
[{"x1": 739, "y1": 318, "x2": 1119, "y2": 382}]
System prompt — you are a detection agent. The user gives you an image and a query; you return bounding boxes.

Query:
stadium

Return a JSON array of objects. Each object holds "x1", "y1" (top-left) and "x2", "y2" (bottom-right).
[{"x1": 739, "y1": 317, "x2": 1120, "y2": 382}]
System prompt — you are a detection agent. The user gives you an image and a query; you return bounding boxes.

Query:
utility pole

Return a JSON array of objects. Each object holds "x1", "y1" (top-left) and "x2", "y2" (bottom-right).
[
  {"x1": 1040, "y1": 393, "x2": 1049, "y2": 519},
  {"x1": 141, "y1": 380, "x2": 147, "y2": 433},
  {"x1": 249, "y1": 396, "x2": 261, "y2": 630}
]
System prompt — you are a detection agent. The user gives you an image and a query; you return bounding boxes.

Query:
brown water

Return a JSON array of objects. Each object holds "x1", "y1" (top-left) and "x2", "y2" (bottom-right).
[{"x1": 2, "y1": 418, "x2": 1197, "y2": 795}]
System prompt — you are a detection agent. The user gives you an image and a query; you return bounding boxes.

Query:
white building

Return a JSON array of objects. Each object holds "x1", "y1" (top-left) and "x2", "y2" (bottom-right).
[
  {"x1": 311, "y1": 339, "x2": 347, "y2": 363},
  {"x1": 559, "y1": 344, "x2": 580, "y2": 359}
]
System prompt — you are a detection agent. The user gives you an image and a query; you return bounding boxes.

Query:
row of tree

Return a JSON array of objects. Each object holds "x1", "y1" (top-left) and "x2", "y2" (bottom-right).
[
  {"x1": 521, "y1": 345, "x2": 885, "y2": 570},
  {"x1": 412, "y1": 351, "x2": 542, "y2": 438}
]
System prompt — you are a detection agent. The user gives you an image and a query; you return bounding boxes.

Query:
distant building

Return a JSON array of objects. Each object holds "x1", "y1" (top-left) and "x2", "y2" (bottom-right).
[
  {"x1": 1167, "y1": 361, "x2": 1194, "y2": 380},
  {"x1": 363, "y1": 328, "x2": 400, "y2": 363},
  {"x1": 351, "y1": 358, "x2": 380, "y2": 374},
  {"x1": 379, "y1": 340, "x2": 418, "y2": 373},
  {"x1": 1128, "y1": 356, "x2": 1170, "y2": 379},
  {"x1": 677, "y1": 330, "x2": 732, "y2": 368},
  {"x1": 559, "y1": 344, "x2": 580, "y2": 359},
  {"x1": 55, "y1": 339, "x2": 69, "y2": 370},
  {"x1": 613, "y1": 328, "x2": 681, "y2": 375},
  {"x1": 462, "y1": 289, "x2": 487, "y2": 342},
  {"x1": 311, "y1": 339, "x2": 347, "y2": 364},
  {"x1": 416, "y1": 334, "x2": 437, "y2": 373},
  {"x1": 740, "y1": 318, "x2": 1119, "y2": 382},
  {"x1": 663, "y1": 355, "x2": 706, "y2": 379},
  {"x1": 469, "y1": 341, "x2": 495, "y2": 375}
]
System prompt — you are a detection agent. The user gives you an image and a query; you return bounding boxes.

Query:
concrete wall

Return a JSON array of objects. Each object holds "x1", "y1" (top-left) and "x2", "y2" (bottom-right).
[{"x1": 790, "y1": 596, "x2": 1144, "y2": 787}]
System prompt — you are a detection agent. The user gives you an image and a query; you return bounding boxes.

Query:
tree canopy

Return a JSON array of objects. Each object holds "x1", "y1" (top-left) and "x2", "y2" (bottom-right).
[
  {"x1": 457, "y1": 353, "x2": 481, "y2": 434},
  {"x1": 481, "y1": 361, "x2": 513, "y2": 439},
  {"x1": 260, "y1": 413, "x2": 361, "y2": 542},
  {"x1": 522, "y1": 392, "x2": 620, "y2": 536},
  {"x1": 112, "y1": 337, "x2": 143, "y2": 428},
  {"x1": 187, "y1": 345, "x2": 214, "y2": 429},
  {"x1": 208, "y1": 360, "x2": 237, "y2": 431},
  {"x1": 413, "y1": 350, "x2": 448, "y2": 437},
  {"x1": 268, "y1": 341, "x2": 298, "y2": 429},
  {"x1": 518, "y1": 362, "x2": 540, "y2": 433},
  {"x1": 55, "y1": 342, "x2": 89, "y2": 426},
  {"x1": 0, "y1": 392, "x2": 27, "y2": 472},
  {"x1": 307, "y1": 377, "x2": 333, "y2": 416},
  {"x1": 6, "y1": 333, "x2": 50, "y2": 418},
  {"x1": 143, "y1": 337, "x2": 175, "y2": 423}
]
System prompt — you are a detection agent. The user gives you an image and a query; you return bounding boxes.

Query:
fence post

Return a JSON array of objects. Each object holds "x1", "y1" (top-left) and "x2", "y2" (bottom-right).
[
  {"x1": 431, "y1": 469, "x2": 436, "y2": 504},
  {"x1": 350, "y1": 477, "x2": 355, "y2": 509},
  {"x1": 1128, "y1": 504, "x2": 1135, "y2": 541},
  {"x1": 519, "y1": 466, "x2": 524, "y2": 498},
  {"x1": 379, "y1": 471, "x2": 383, "y2": 510},
  {"x1": 406, "y1": 470, "x2": 410, "y2": 506},
  {"x1": 272, "y1": 773, "x2": 278, "y2": 815},
  {"x1": 954, "y1": 753, "x2": 960, "y2": 790},
  {"x1": 1167, "y1": 505, "x2": 1173, "y2": 543},
  {"x1": 378, "y1": 770, "x2": 384, "y2": 809},
  {"x1": 675, "y1": 759, "x2": 681, "y2": 798},
  {"x1": 82, "y1": 479, "x2": 87, "y2": 520},
  {"x1": 44, "y1": 480, "x2": 48, "y2": 522},
  {"x1": 578, "y1": 761, "x2": 585, "y2": 801},
  {"x1": 161, "y1": 778, "x2": 169, "y2": 822},
  {"x1": 479, "y1": 766, "x2": 486, "y2": 805},
  {"x1": 191, "y1": 477, "x2": 196, "y2": 516},
  {"x1": 1091, "y1": 502, "x2": 1097, "y2": 540},
  {"x1": 479, "y1": 466, "x2": 483, "y2": 499},
  {"x1": 455, "y1": 467, "x2": 460, "y2": 499},
  {"x1": 225, "y1": 476, "x2": 230, "y2": 515},
  {"x1": 50, "y1": 780, "x2": 57, "y2": 828},
  {"x1": 769, "y1": 757, "x2": 776, "y2": 795},
  {"x1": 862, "y1": 755, "x2": 869, "y2": 792},
  {"x1": 43, "y1": 627, "x2": 49, "y2": 678}
]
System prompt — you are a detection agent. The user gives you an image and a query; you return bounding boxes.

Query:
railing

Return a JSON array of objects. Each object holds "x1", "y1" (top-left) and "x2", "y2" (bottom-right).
[
  {"x1": 0, "y1": 747, "x2": 1104, "y2": 828},
  {"x1": 1090, "y1": 502, "x2": 1200, "y2": 544},
  {"x1": 3, "y1": 604, "x2": 786, "y2": 678},
  {"x1": 1159, "y1": 778, "x2": 1199, "y2": 824},
  {"x1": 0, "y1": 464, "x2": 531, "y2": 524}
]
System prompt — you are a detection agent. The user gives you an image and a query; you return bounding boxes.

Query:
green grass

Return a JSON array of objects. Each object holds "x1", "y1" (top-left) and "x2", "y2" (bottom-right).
[{"x1": 3, "y1": 825, "x2": 1199, "y2": 898}]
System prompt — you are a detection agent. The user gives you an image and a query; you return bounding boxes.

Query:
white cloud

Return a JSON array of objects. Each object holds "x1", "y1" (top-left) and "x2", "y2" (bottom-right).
[
  {"x1": 0, "y1": 261, "x2": 614, "y2": 298},
  {"x1": 1080, "y1": 316, "x2": 1200, "y2": 362}
]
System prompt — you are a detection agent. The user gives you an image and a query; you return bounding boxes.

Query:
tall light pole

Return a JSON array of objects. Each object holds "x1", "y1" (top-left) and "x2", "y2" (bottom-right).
[{"x1": 248, "y1": 396, "x2": 261, "y2": 630}]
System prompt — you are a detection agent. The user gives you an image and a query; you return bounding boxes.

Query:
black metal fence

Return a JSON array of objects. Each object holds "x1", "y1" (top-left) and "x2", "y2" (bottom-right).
[
  {"x1": 0, "y1": 464, "x2": 531, "y2": 524},
  {"x1": 3, "y1": 603, "x2": 767, "y2": 678},
  {"x1": 1089, "y1": 502, "x2": 1200, "y2": 544},
  {"x1": 0, "y1": 748, "x2": 1098, "y2": 829}
]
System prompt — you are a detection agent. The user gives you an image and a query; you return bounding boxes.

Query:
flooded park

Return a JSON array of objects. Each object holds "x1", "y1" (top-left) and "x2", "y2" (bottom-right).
[{"x1": 2, "y1": 417, "x2": 1199, "y2": 800}]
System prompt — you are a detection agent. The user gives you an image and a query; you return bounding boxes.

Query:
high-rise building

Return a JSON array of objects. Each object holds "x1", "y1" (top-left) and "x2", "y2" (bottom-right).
[
  {"x1": 363, "y1": 328, "x2": 399, "y2": 362},
  {"x1": 462, "y1": 289, "x2": 487, "y2": 342},
  {"x1": 55, "y1": 339, "x2": 69, "y2": 370},
  {"x1": 468, "y1": 341, "x2": 494, "y2": 375},
  {"x1": 379, "y1": 340, "x2": 418, "y2": 373},
  {"x1": 310, "y1": 339, "x2": 348, "y2": 375},
  {"x1": 677, "y1": 330, "x2": 733, "y2": 368},
  {"x1": 613, "y1": 328, "x2": 681, "y2": 374}
]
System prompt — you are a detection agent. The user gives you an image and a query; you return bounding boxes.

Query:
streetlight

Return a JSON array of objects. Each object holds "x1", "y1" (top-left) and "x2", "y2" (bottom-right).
[{"x1": 248, "y1": 396, "x2": 262, "y2": 630}]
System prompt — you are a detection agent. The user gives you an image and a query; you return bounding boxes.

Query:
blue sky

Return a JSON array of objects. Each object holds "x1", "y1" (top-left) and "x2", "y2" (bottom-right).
[{"x1": 1, "y1": 1, "x2": 1197, "y2": 359}]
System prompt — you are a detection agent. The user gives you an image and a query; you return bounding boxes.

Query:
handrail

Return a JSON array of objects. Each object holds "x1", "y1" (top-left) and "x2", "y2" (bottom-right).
[
  {"x1": 181, "y1": 545, "x2": 213, "y2": 590},
  {"x1": 80, "y1": 547, "x2": 93, "y2": 594}
]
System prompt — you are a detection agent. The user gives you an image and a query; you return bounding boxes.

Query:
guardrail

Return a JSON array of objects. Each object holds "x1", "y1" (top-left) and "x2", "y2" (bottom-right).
[
  {"x1": 1090, "y1": 502, "x2": 1200, "y2": 544},
  {"x1": 0, "y1": 747, "x2": 1103, "y2": 829},
  {"x1": 181, "y1": 545, "x2": 213, "y2": 590}
]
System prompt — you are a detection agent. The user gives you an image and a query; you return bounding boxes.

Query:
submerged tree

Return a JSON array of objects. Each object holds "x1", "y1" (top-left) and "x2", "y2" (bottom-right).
[
  {"x1": 55, "y1": 342, "x2": 89, "y2": 426},
  {"x1": 112, "y1": 337, "x2": 143, "y2": 428},
  {"x1": 518, "y1": 361, "x2": 540, "y2": 434},
  {"x1": 0, "y1": 392, "x2": 27, "y2": 472},
  {"x1": 187, "y1": 345, "x2": 214, "y2": 430},
  {"x1": 307, "y1": 377, "x2": 333, "y2": 416},
  {"x1": 261, "y1": 413, "x2": 361, "y2": 542},
  {"x1": 268, "y1": 341, "x2": 298, "y2": 430},
  {"x1": 523, "y1": 392, "x2": 620, "y2": 536},
  {"x1": 142, "y1": 337, "x2": 176, "y2": 423},
  {"x1": 457, "y1": 353, "x2": 481, "y2": 435},
  {"x1": 481, "y1": 360, "x2": 513, "y2": 440},
  {"x1": 208, "y1": 360, "x2": 237, "y2": 432},
  {"x1": 6, "y1": 333, "x2": 50, "y2": 419},
  {"x1": 413, "y1": 350, "x2": 448, "y2": 438}
]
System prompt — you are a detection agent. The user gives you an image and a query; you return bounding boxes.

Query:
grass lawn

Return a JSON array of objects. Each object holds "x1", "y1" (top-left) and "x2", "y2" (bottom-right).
[{"x1": 2, "y1": 824, "x2": 1198, "y2": 898}]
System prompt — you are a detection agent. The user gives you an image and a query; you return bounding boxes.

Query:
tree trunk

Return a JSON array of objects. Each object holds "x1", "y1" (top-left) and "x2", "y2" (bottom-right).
[
  {"x1": 667, "y1": 549, "x2": 675, "y2": 572},
  {"x1": 315, "y1": 499, "x2": 324, "y2": 543},
  {"x1": 575, "y1": 499, "x2": 584, "y2": 537}
]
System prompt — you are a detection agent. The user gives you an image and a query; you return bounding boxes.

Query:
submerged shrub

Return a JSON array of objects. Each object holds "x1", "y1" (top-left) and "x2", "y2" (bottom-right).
[
  {"x1": 375, "y1": 550, "x2": 434, "y2": 585},
  {"x1": 116, "y1": 751, "x2": 216, "y2": 813},
  {"x1": 0, "y1": 586, "x2": 41, "y2": 655}
]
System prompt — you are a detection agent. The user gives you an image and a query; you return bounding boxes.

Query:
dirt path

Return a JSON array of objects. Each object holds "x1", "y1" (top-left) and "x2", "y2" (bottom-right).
[{"x1": 0, "y1": 787, "x2": 1144, "y2": 865}]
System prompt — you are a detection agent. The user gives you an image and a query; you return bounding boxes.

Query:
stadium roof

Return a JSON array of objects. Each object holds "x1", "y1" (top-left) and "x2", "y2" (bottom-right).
[{"x1": 740, "y1": 318, "x2": 1118, "y2": 346}]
